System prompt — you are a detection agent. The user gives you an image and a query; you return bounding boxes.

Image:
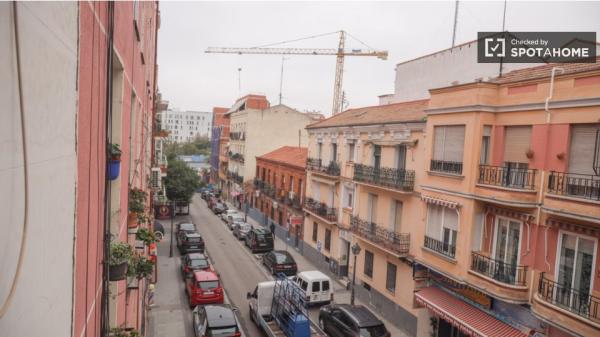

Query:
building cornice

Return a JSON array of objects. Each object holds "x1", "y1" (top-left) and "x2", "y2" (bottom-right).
[{"x1": 425, "y1": 97, "x2": 600, "y2": 115}]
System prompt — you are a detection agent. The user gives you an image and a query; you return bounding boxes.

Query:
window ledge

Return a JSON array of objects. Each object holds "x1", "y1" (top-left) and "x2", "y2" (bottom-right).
[
  {"x1": 427, "y1": 171, "x2": 464, "y2": 180},
  {"x1": 421, "y1": 246, "x2": 458, "y2": 263},
  {"x1": 545, "y1": 192, "x2": 600, "y2": 205},
  {"x1": 475, "y1": 183, "x2": 537, "y2": 194}
]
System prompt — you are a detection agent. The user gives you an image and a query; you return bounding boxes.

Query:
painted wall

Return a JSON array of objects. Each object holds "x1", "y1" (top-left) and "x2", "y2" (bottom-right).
[{"x1": 0, "y1": 3, "x2": 78, "y2": 336}]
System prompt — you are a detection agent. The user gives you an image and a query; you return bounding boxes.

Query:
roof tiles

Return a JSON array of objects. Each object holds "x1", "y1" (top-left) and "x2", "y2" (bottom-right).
[{"x1": 257, "y1": 146, "x2": 308, "y2": 169}]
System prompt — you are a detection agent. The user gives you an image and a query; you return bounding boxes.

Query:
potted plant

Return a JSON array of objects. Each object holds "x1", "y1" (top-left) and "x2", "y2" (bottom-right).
[
  {"x1": 109, "y1": 241, "x2": 133, "y2": 281},
  {"x1": 110, "y1": 328, "x2": 140, "y2": 337},
  {"x1": 525, "y1": 148, "x2": 534, "y2": 159},
  {"x1": 128, "y1": 188, "x2": 147, "y2": 228},
  {"x1": 135, "y1": 227, "x2": 157, "y2": 246},
  {"x1": 128, "y1": 254, "x2": 154, "y2": 279},
  {"x1": 108, "y1": 144, "x2": 122, "y2": 181}
]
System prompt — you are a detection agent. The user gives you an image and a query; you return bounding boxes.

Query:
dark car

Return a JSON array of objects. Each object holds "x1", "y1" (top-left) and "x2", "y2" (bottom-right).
[
  {"x1": 177, "y1": 232, "x2": 205, "y2": 254},
  {"x1": 319, "y1": 304, "x2": 390, "y2": 337},
  {"x1": 176, "y1": 222, "x2": 197, "y2": 234},
  {"x1": 244, "y1": 228, "x2": 274, "y2": 253},
  {"x1": 213, "y1": 202, "x2": 227, "y2": 215},
  {"x1": 262, "y1": 250, "x2": 297, "y2": 276},
  {"x1": 193, "y1": 304, "x2": 242, "y2": 337},
  {"x1": 180, "y1": 253, "x2": 212, "y2": 280}
]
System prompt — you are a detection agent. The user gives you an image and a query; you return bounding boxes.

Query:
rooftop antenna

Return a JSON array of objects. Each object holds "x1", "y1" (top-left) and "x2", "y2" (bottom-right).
[
  {"x1": 499, "y1": 0, "x2": 508, "y2": 77},
  {"x1": 278, "y1": 56, "x2": 288, "y2": 105},
  {"x1": 237, "y1": 67, "x2": 242, "y2": 98},
  {"x1": 451, "y1": 0, "x2": 460, "y2": 47}
]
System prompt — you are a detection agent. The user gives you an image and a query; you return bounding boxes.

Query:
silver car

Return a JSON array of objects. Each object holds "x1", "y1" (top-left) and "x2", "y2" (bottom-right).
[{"x1": 232, "y1": 222, "x2": 252, "y2": 240}]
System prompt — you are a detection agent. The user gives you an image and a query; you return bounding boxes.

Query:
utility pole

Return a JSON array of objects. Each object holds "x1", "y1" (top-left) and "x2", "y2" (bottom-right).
[{"x1": 451, "y1": 0, "x2": 460, "y2": 48}]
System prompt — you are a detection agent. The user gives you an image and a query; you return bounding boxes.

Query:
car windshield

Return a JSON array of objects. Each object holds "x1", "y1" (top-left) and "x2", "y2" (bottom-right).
[
  {"x1": 190, "y1": 259, "x2": 209, "y2": 268},
  {"x1": 199, "y1": 281, "x2": 219, "y2": 289},
  {"x1": 187, "y1": 237, "x2": 202, "y2": 243},
  {"x1": 274, "y1": 252, "x2": 294, "y2": 264},
  {"x1": 359, "y1": 325, "x2": 388, "y2": 337},
  {"x1": 256, "y1": 233, "x2": 273, "y2": 243},
  {"x1": 208, "y1": 326, "x2": 238, "y2": 337},
  {"x1": 180, "y1": 223, "x2": 195, "y2": 231}
]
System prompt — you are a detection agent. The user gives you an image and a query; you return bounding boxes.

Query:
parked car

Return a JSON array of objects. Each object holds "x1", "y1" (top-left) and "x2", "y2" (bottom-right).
[
  {"x1": 177, "y1": 232, "x2": 205, "y2": 254},
  {"x1": 226, "y1": 214, "x2": 245, "y2": 229},
  {"x1": 213, "y1": 202, "x2": 227, "y2": 215},
  {"x1": 244, "y1": 228, "x2": 274, "y2": 253},
  {"x1": 292, "y1": 270, "x2": 333, "y2": 306},
  {"x1": 185, "y1": 270, "x2": 224, "y2": 308},
  {"x1": 153, "y1": 221, "x2": 165, "y2": 241},
  {"x1": 262, "y1": 250, "x2": 297, "y2": 276},
  {"x1": 180, "y1": 253, "x2": 212, "y2": 280},
  {"x1": 220, "y1": 209, "x2": 239, "y2": 222},
  {"x1": 192, "y1": 304, "x2": 242, "y2": 337},
  {"x1": 176, "y1": 222, "x2": 197, "y2": 234},
  {"x1": 232, "y1": 222, "x2": 252, "y2": 240},
  {"x1": 319, "y1": 304, "x2": 390, "y2": 337},
  {"x1": 208, "y1": 196, "x2": 218, "y2": 209}
]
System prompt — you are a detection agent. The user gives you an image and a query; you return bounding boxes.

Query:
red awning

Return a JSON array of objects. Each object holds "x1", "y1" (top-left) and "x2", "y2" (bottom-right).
[{"x1": 415, "y1": 287, "x2": 527, "y2": 337}]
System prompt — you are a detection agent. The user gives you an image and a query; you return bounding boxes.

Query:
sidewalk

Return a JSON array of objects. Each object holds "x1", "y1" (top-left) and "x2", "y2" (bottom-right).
[{"x1": 228, "y1": 202, "x2": 410, "y2": 337}]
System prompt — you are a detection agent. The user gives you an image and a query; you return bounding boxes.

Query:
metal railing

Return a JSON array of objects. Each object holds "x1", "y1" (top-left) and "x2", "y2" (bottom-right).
[
  {"x1": 548, "y1": 171, "x2": 600, "y2": 201},
  {"x1": 430, "y1": 160, "x2": 463, "y2": 175},
  {"x1": 307, "y1": 158, "x2": 341, "y2": 176},
  {"x1": 303, "y1": 197, "x2": 337, "y2": 223},
  {"x1": 227, "y1": 171, "x2": 243, "y2": 184},
  {"x1": 353, "y1": 164, "x2": 415, "y2": 191},
  {"x1": 470, "y1": 252, "x2": 527, "y2": 286},
  {"x1": 228, "y1": 152, "x2": 245, "y2": 163},
  {"x1": 424, "y1": 236, "x2": 456, "y2": 258},
  {"x1": 538, "y1": 272, "x2": 600, "y2": 323},
  {"x1": 478, "y1": 165, "x2": 536, "y2": 190},
  {"x1": 253, "y1": 179, "x2": 265, "y2": 190},
  {"x1": 350, "y1": 215, "x2": 410, "y2": 256}
]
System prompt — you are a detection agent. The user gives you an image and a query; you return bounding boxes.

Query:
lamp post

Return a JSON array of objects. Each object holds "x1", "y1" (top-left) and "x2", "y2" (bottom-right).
[
  {"x1": 169, "y1": 200, "x2": 175, "y2": 258},
  {"x1": 350, "y1": 242, "x2": 361, "y2": 305}
]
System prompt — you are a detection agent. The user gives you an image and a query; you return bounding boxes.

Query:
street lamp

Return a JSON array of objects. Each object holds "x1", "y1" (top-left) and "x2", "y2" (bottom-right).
[
  {"x1": 350, "y1": 242, "x2": 361, "y2": 305},
  {"x1": 169, "y1": 200, "x2": 175, "y2": 258}
]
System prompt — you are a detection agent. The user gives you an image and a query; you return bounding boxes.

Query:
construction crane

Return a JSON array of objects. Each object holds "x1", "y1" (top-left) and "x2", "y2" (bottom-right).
[{"x1": 206, "y1": 30, "x2": 388, "y2": 115}]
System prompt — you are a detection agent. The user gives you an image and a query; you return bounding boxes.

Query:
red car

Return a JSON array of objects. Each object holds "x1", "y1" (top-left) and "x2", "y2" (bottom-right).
[{"x1": 186, "y1": 270, "x2": 224, "y2": 308}]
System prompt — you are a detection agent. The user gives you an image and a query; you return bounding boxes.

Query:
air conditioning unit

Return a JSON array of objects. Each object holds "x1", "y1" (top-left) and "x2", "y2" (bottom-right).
[{"x1": 151, "y1": 167, "x2": 161, "y2": 190}]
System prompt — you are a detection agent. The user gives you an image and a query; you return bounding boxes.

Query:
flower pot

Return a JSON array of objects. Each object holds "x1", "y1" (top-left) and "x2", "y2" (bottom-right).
[
  {"x1": 108, "y1": 160, "x2": 121, "y2": 180},
  {"x1": 128, "y1": 212, "x2": 138, "y2": 228},
  {"x1": 109, "y1": 262, "x2": 128, "y2": 281}
]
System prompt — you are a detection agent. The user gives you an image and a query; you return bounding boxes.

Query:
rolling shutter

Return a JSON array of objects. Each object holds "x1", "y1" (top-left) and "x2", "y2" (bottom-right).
[
  {"x1": 504, "y1": 126, "x2": 531, "y2": 164},
  {"x1": 433, "y1": 127, "x2": 446, "y2": 160},
  {"x1": 569, "y1": 124, "x2": 600, "y2": 175},
  {"x1": 433, "y1": 125, "x2": 465, "y2": 162}
]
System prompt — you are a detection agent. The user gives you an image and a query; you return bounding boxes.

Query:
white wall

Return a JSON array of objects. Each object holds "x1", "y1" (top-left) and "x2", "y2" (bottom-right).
[
  {"x1": 162, "y1": 108, "x2": 213, "y2": 142},
  {"x1": 0, "y1": 3, "x2": 78, "y2": 336}
]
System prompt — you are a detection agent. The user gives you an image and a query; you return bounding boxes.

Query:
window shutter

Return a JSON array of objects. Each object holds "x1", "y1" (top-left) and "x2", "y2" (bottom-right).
[
  {"x1": 433, "y1": 126, "x2": 445, "y2": 160},
  {"x1": 444, "y1": 126, "x2": 466, "y2": 162},
  {"x1": 504, "y1": 126, "x2": 531, "y2": 163},
  {"x1": 443, "y1": 208, "x2": 459, "y2": 231},
  {"x1": 426, "y1": 204, "x2": 443, "y2": 239},
  {"x1": 568, "y1": 124, "x2": 600, "y2": 175}
]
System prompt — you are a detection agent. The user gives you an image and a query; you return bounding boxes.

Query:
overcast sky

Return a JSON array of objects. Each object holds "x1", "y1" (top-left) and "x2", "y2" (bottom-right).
[{"x1": 157, "y1": 1, "x2": 600, "y2": 116}]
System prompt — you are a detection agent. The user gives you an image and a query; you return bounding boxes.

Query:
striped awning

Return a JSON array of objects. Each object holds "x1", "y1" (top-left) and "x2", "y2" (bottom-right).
[
  {"x1": 421, "y1": 195, "x2": 460, "y2": 209},
  {"x1": 485, "y1": 206, "x2": 534, "y2": 222},
  {"x1": 415, "y1": 287, "x2": 527, "y2": 337},
  {"x1": 546, "y1": 218, "x2": 600, "y2": 236}
]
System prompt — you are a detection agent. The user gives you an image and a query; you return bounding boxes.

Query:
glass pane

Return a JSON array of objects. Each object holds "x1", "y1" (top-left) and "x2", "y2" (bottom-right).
[
  {"x1": 494, "y1": 219, "x2": 508, "y2": 262},
  {"x1": 558, "y1": 234, "x2": 577, "y2": 289},
  {"x1": 574, "y1": 238, "x2": 594, "y2": 295}
]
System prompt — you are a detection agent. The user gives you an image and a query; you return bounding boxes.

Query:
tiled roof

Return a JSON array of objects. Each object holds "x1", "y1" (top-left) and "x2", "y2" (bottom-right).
[
  {"x1": 491, "y1": 56, "x2": 600, "y2": 84},
  {"x1": 306, "y1": 100, "x2": 428, "y2": 129},
  {"x1": 257, "y1": 146, "x2": 308, "y2": 169}
]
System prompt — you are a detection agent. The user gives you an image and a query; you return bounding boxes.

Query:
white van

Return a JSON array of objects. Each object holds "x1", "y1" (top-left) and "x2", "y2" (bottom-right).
[{"x1": 291, "y1": 270, "x2": 333, "y2": 306}]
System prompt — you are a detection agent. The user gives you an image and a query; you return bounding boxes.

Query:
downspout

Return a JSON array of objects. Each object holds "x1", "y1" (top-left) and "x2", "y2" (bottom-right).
[{"x1": 101, "y1": 2, "x2": 114, "y2": 337}]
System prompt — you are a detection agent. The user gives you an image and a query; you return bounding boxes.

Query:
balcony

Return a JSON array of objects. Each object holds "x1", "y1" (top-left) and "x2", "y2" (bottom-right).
[
  {"x1": 424, "y1": 236, "x2": 456, "y2": 259},
  {"x1": 353, "y1": 164, "x2": 415, "y2": 192},
  {"x1": 548, "y1": 171, "x2": 600, "y2": 201},
  {"x1": 307, "y1": 158, "x2": 340, "y2": 177},
  {"x1": 538, "y1": 272, "x2": 600, "y2": 324},
  {"x1": 349, "y1": 215, "x2": 410, "y2": 256},
  {"x1": 283, "y1": 193, "x2": 302, "y2": 210},
  {"x1": 303, "y1": 198, "x2": 337, "y2": 223},
  {"x1": 478, "y1": 165, "x2": 536, "y2": 190},
  {"x1": 430, "y1": 160, "x2": 463, "y2": 175},
  {"x1": 227, "y1": 171, "x2": 243, "y2": 185},
  {"x1": 228, "y1": 151, "x2": 245, "y2": 163},
  {"x1": 470, "y1": 252, "x2": 527, "y2": 286},
  {"x1": 229, "y1": 131, "x2": 245, "y2": 141}
]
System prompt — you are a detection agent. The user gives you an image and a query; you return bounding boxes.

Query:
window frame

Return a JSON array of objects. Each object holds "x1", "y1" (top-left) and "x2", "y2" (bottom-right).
[
  {"x1": 364, "y1": 250, "x2": 374, "y2": 278},
  {"x1": 554, "y1": 230, "x2": 597, "y2": 298},
  {"x1": 386, "y1": 262, "x2": 397, "y2": 293}
]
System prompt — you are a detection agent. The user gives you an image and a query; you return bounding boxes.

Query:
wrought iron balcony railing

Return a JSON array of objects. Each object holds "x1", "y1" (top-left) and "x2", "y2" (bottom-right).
[
  {"x1": 430, "y1": 160, "x2": 463, "y2": 175},
  {"x1": 471, "y1": 252, "x2": 527, "y2": 286},
  {"x1": 548, "y1": 171, "x2": 600, "y2": 201},
  {"x1": 307, "y1": 158, "x2": 341, "y2": 177},
  {"x1": 227, "y1": 171, "x2": 243, "y2": 184},
  {"x1": 303, "y1": 197, "x2": 337, "y2": 223},
  {"x1": 538, "y1": 272, "x2": 600, "y2": 323},
  {"x1": 424, "y1": 235, "x2": 456, "y2": 258},
  {"x1": 228, "y1": 151, "x2": 245, "y2": 163},
  {"x1": 353, "y1": 164, "x2": 415, "y2": 191},
  {"x1": 253, "y1": 178, "x2": 265, "y2": 190},
  {"x1": 350, "y1": 215, "x2": 410, "y2": 256},
  {"x1": 478, "y1": 165, "x2": 536, "y2": 190}
]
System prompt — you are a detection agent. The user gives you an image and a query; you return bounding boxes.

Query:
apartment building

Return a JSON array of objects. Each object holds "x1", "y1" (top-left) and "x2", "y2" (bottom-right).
[
  {"x1": 0, "y1": 2, "x2": 159, "y2": 337},
  {"x1": 302, "y1": 101, "x2": 428, "y2": 334},
  {"x1": 217, "y1": 112, "x2": 231, "y2": 194},
  {"x1": 210, "y1": 107, "x2": 230, "y2": 185},
  {"x1": 414, "y1": 60, "x2": 600, "y2": 337},
  {"x1": 252, "y1": 146, "x2": 308, "y2": 244},
  {"x1": 161, "y1": 108, "x2": 212, "y2": 142},
  {"x1": 224, "y1": 95, "x2": 322, "y2": 205}
]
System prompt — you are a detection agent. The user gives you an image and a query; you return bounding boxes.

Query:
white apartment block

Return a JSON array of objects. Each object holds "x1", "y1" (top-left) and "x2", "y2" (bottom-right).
[{"x1": 161, "y1": 108, "x2": 213, "y2": 142}]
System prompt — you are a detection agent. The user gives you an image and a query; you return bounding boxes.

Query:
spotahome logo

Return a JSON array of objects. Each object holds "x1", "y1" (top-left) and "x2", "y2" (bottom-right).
[{"x1": 478, "y1": 32, "x2": 596, "y2": 63}]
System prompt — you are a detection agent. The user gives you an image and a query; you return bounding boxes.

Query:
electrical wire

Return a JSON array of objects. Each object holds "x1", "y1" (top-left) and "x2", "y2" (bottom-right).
[
  {"x1": 0, "y1": 1, "x2": 29, "y2": 319},
  {"x1": 345, "y1": 31, "x2": 377, "y2": 51},
  {"x1": 251, "y1": 30, "x2": 340, "y2": 48}
]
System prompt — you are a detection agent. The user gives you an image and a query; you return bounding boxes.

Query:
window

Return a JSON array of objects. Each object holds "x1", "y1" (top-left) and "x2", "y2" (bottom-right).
[
  {"x1": 317, "y1": 142, "x2": 323, "y2": 160},
  {"x1": 289, "y1": 176, "x2": 294, "y2": 192},
  {"x1": 386, "y1": 262, "x2": 397, "y2": 293},
  {"x1": 367, "y1": 193, "x2": 378, "y2": 224},
  {"x1": 312, "y1": 281, "x2": 321, "y2": 292},
  {"x1": 331, "y1": 143, "x2": 338, "y2": 163},
  {"x1": 568, "y1": 124, "x2": 600, "y2": 175},
  {"x1": 425, "y1": 204, "x2": 458, "y2": 258},
  {"x1": 364, "y1": 250, "x2": 374, "y2": 277},
  {"x1": 312, "y1": 222, "x2": 318, "y2": 242},
  {"x1": 390, "y1": 200, "x2": 403, "y2": 231},
  {"x1": 480, "y1": 126, "x2": 491, "y2": 165},
  {"x1": 492, "y1": 217, "x2": 521, "y2": 283},
  {"x1": 431, "y1": 125, "x2": 465, "y2": 174},
  {"x1": 312, "y1": 181, "x2": 321, "y2": 201},
  {"x1": 324, "y1": 229, "x2": 331, "y2": 251},
  {"x1": 347, "y1": 141, "x2": 355, "y2": 162},
  {"x1": 556, "y1": 232, "x2": 596, "y2": 310},
  {"x1": 503, "y1": 126, "x2": 532, "y2": 187},
  {"x1": 322, "y1": 280, "x2": 330, "y2": 291},
  {"x1": 395, "y1": 145, "x2": 406, "y2": 170},
  {"x1": 372, "y1": 145, "x2": 382, "y2": 169},
  {"x1": 343, "y1": 186, "x2": 354, "y2": 209}
]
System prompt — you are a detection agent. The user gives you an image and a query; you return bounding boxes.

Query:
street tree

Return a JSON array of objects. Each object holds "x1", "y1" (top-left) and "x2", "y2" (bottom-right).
[{"x1": 163, "y1": 158, "x2": 201, "y2": 203}]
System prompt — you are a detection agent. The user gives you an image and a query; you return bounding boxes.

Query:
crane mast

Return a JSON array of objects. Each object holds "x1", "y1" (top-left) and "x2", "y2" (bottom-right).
[{"x1": 205, "y1": 31, "x2": 388, "y2": 115}]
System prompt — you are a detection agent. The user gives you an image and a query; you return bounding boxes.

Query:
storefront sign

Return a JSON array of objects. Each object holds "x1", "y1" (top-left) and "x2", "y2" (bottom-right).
[{"x1": 430, "y1": 271, "x2": 492, "y2": 310}]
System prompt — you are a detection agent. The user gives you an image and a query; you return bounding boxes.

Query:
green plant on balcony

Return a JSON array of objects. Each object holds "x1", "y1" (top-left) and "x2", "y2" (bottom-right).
[
  {"x1": 109, "y1": 143, "x2": 122, "y2": 161},
  {"x1": 127, "y1": 254, "x2": 154, "y2": 280},
  {"x1": 110, "y1": 328, "x2": 140, "y2": 337},
  {"x1": 128, "y1": 188, "x2": 147, "y2": 214},
  {"x1": 135, "y1": 228, "x2": 157, "y2": 246},
  {"x1": 109, "y1": 242, "x2": 133, "y2": 281}
]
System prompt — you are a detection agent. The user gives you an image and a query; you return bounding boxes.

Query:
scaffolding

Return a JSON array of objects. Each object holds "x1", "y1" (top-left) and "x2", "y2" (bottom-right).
[{"x1": 270, "y1": 274, "x2": 310, "y2": 337}]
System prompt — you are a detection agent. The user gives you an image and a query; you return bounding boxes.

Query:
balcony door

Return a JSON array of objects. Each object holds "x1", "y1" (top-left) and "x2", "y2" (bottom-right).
[
  {"x1": 503, "y1": 126, "x2": 531, "y2": 188},
  {"x1": 492, "y1": 218, "x2": 521, "y2": 283},
  {"x1": 555, "y1": 232, "x2": 596, "y2": 313},
  {"x1": 372, "y1": 145, "x2": 381, "y2": 183}
]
